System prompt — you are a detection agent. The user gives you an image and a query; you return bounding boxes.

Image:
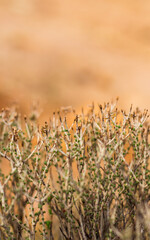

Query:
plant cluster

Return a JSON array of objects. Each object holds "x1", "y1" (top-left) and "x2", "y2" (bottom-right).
[{"x1": 0, "y1": 99, "x2": 149, "y2": 240}]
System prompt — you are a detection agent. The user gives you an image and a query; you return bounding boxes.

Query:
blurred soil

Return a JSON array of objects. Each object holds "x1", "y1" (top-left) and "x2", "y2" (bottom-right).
[{"x1": 0, "y1": 0, "x2": 150, "y2": 119}]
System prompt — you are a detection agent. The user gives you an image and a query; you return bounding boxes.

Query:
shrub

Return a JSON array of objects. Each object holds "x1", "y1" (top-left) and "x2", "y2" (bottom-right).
[{"x1": 0, "y1": 99, "x2": 149, "y2": 240}]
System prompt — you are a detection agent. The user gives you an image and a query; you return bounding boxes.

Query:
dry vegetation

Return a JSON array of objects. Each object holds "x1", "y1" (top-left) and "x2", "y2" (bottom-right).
[
  {"x1": 0, "y1": 99, "x2": 149, "y2": 240},
  {"x1": 0, "y1": 1, "x2": 150, "y2": 239}
]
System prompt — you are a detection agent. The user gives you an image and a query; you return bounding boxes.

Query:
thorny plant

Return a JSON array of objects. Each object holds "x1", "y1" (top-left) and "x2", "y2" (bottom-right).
[{"x1": 0, "y1": 99, "x2": 149, "y2": 240}]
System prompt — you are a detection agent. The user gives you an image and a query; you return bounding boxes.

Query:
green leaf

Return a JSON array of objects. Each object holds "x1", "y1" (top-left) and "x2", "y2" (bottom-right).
[
  {"x1": 47, "y1": 194, "x2": 53, "y2": 203},
  {"x1": 38, "y1": 203, "x2": 42, "y2": 209},
  {"x1": 45, "y1": 220, "x2": 52, "y2": 229},
  {"x1": 49, "y1": 209, "x2": 52, "y2": 215}
]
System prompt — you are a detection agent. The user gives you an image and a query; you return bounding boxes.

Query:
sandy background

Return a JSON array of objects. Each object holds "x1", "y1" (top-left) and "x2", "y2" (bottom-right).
[{"x1": 0, "y1": 0, "x2": 150, "y2": 119}]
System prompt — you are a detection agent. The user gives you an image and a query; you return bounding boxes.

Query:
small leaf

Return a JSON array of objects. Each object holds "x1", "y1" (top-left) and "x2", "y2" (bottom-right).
[
  {"x1": 45, "y1": 220, "x2": 52, "y2": 229},
  {"x1": 38, "y1": 203, "x2": 42, "y2": 209},
  {"x1": 47, "y1": 194, "x2": 53, "y2": 203},
  {"x1": 49, "y1": 209, "x2": 52, "y2": 215}
]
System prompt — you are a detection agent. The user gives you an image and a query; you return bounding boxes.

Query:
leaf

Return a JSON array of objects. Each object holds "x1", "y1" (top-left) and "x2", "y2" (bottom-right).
[
  {"x1": 38, "y1": 203, "x2": 42, "y2": 209},
  {"x1": 48, "y1": 209, "x2": 52, "y2": 215},
  {"x1": 45, "y1": 220, "x2": 52, "y2": 229},
  {"x1": 47, "y1": 194, "x2": 53, "y2": 203}
]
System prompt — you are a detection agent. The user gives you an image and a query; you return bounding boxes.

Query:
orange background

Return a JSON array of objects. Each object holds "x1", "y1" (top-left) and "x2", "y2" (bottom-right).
[{"x1": 0, "y1": 0, "x2": 150, "y2": 120}]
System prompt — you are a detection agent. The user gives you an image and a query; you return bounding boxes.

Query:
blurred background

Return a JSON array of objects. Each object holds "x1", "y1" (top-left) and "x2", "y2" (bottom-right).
[{"x1": 0, "y1": 0, "x2": 150, "y2": 119}]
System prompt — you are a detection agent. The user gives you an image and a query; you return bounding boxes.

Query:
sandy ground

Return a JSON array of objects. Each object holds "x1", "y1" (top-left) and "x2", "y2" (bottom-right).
[{"x1": 0, "y1": 0, "x2": 150, "y2": 119}]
